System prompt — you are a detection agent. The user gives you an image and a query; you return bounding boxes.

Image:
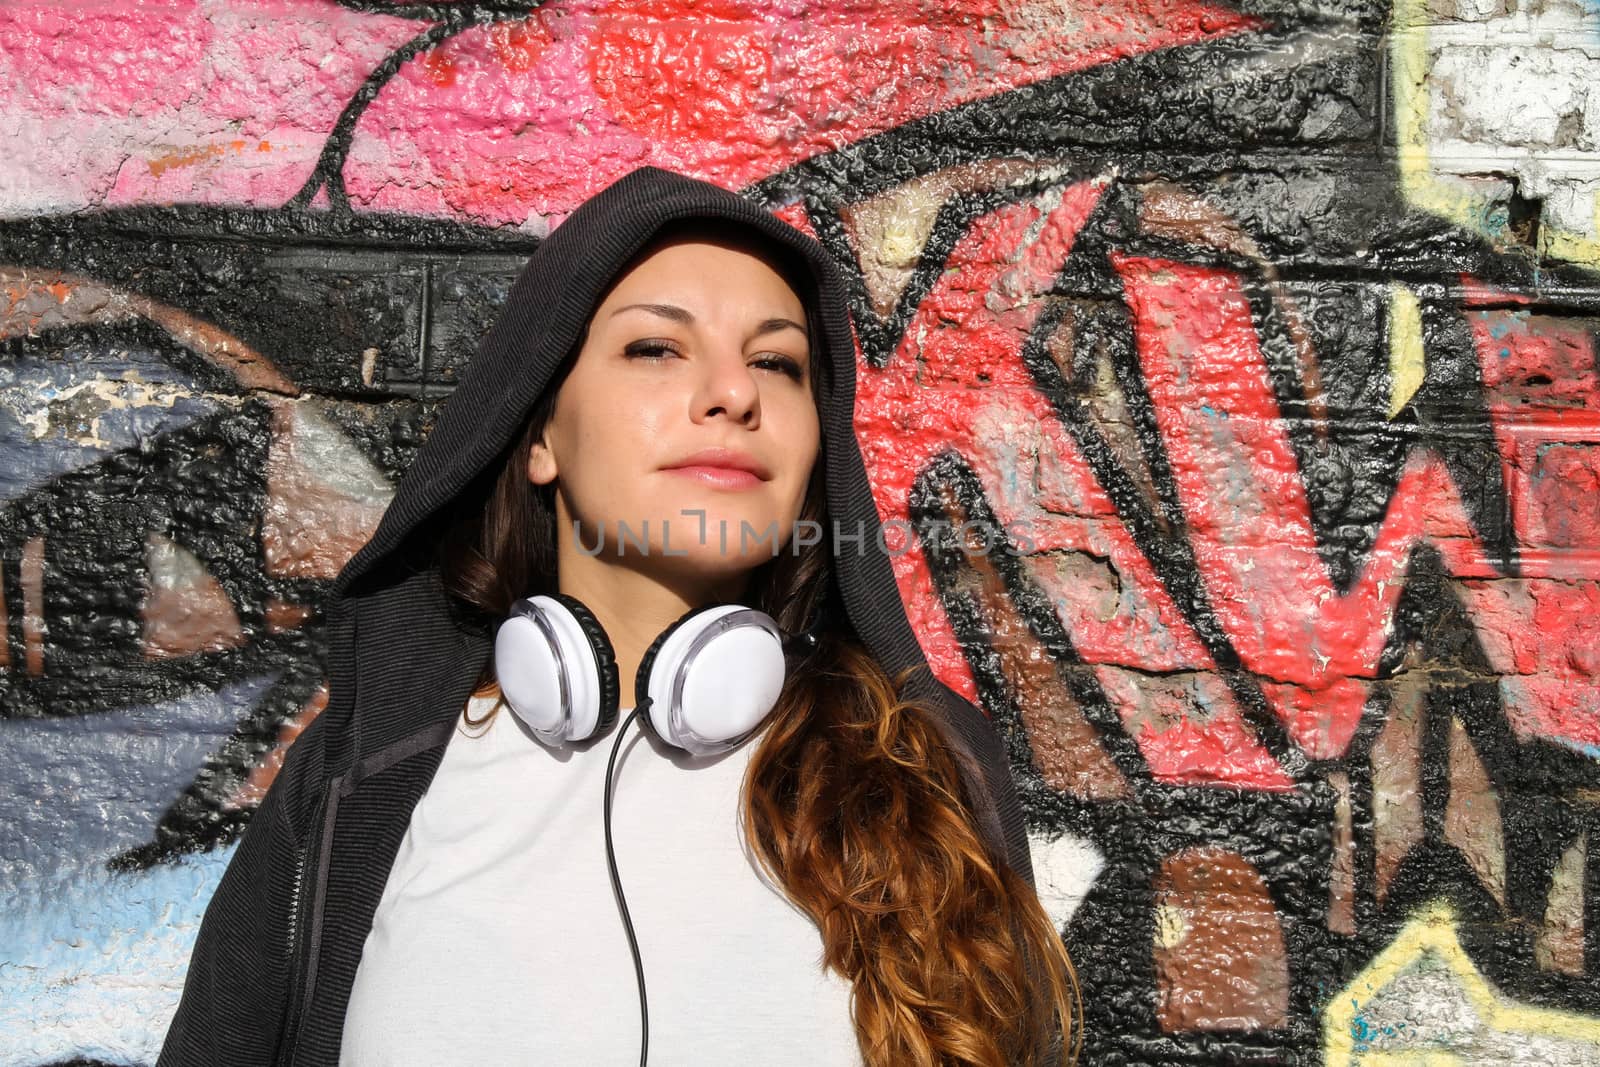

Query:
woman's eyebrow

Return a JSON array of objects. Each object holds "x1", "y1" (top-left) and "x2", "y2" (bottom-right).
[
  {"x1": 753, "y1": 317, "x2": 808, "y2": 339},
  {"x1": 610, "y1": 302, "x2": 692, "y2": 323}
]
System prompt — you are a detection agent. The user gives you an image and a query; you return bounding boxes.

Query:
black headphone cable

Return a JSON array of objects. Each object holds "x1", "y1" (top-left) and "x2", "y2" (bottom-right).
[{"x1": 604, "y1": 706, "x2": 649, "y2": 1067}]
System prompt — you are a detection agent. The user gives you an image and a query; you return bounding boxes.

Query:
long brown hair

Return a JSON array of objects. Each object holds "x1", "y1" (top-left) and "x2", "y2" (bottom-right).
[{"x1": 438, "y1": 222, "x2": 1079, "y2": 1064}]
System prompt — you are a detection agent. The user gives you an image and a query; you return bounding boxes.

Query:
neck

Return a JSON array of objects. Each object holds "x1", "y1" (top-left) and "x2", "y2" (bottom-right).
[{"x1": 555, "y1": 537, "x2": 748, "y2": 710}]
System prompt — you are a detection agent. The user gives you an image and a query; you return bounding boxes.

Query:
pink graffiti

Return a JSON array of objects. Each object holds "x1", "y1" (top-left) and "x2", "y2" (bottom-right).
[
  {"x1": 0, "y1": 0, "x2": 1257, "y2": 222},
  {"x1": 0, "y1": 1, "x2": 426, "y2": 212}
]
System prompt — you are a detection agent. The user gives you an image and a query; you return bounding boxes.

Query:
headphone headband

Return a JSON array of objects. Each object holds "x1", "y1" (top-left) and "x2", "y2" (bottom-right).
[{"x1": 495, "y1": 595, "x2": 802, "y2": 754}]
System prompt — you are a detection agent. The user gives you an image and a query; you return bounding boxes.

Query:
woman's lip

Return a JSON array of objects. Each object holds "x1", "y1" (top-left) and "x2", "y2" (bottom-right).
[{"x1": 663, "y1": 465, "x2": 764, "y2": 489}]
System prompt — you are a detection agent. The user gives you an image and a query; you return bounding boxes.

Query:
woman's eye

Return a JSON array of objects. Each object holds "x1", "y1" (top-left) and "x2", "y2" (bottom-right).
[
  {"x1": 624, "y1": 339, "x2": 680, "y2": 359},
  {"x1": 753, "y1": 355, "x2": 805, "y2": 381}
]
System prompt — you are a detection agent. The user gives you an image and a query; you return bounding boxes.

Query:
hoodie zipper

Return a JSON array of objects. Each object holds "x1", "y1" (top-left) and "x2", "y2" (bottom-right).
[
  {"x1": 286, "y1": 844, "x2": 308, "y2": 980},
  {"x1": 274, "y1": 839, "x2": 310, "y2": 1067},
  {"x1": 275, "y1": 777, "x2": 340, "y2": 1067}
]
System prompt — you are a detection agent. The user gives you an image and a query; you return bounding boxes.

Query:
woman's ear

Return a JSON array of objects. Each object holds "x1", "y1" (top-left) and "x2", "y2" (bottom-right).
[{"x1": 527, "y1": 437, "x2": 558, "y2": 486}]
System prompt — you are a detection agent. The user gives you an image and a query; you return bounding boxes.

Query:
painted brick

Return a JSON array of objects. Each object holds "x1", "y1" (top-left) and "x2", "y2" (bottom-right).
[{"x1": 1, "y1": 1, "x2": 1599, "y2": 1063}]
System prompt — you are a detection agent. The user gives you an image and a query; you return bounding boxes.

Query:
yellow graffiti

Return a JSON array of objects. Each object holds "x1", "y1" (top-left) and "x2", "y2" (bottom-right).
[
  {"x1": 1387, "y1": 284, "x2": 1425, "y2": 418},
  {"x1": 1388, "y1": 0, "x2": 1600, "y2": 269},
  {"x1": 1324, "y1": 900, "x2": 1600, "y2": 1065},
  {"x1": 1389, "y1": 1, "x2": 1487, "y2": 228},
  {"x1": 1546, "y1": 219, "x2": 1600, "y2": 271}
]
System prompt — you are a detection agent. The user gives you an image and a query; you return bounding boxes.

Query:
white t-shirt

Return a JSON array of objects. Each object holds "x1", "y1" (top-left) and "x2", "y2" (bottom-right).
[{"x1": 340, "y1": 695, "x2": 863, "y2": 1066}]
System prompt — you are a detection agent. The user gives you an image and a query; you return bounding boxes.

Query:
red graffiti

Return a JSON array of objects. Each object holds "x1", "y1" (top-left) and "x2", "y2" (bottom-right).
[{"x1": 828, "y1": 188, "x2": 1600, "y2": 787}]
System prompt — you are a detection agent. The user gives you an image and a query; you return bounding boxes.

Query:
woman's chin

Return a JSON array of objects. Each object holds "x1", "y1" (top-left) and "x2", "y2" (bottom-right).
[{"x1": 638, "y1": 540, "x2": 786, "y2": 581}]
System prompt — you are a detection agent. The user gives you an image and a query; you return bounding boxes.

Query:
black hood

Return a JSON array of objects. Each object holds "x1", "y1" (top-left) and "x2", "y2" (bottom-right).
[{"x1": 322, "y1": 164, "x2": 1031, "y2": 881}]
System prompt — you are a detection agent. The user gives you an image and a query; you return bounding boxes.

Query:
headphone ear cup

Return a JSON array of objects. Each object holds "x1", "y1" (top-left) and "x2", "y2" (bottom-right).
[
  {"x1": 637, "y1": 604, "x2": 787, "y2": 755},
  {"x1": 633, "y1": 607, "x2": 700, "y2": 742},
  {"x1": 549, "y1": 592, "x2": 621, "y2": 740}
]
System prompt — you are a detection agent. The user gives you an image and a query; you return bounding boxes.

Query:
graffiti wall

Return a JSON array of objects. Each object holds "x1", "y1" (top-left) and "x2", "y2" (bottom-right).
[{"x1": 2, "y1": 0, "x2": 1597, "y2": 1062}]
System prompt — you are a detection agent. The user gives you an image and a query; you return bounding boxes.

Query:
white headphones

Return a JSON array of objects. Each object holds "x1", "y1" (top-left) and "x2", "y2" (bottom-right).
[{"x1": 493, "y1": 592, "x2": 819, "y2": 755}]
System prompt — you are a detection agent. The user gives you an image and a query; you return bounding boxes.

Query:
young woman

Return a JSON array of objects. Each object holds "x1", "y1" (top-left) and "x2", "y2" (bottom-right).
[{"x1": 159, "y1": 165, "x2": 1078, "y2": 1066}]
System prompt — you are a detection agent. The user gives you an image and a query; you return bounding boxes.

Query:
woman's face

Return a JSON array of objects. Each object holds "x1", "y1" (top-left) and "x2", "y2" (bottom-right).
[{"x1": 528, "y1": 233, "x2": 821, "y2": 585}]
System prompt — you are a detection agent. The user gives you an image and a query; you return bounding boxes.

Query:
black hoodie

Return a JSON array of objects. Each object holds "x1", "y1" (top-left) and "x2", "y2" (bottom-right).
[{"x1": 157, "y1": 165, "x2": 1030, "y2": 1066}]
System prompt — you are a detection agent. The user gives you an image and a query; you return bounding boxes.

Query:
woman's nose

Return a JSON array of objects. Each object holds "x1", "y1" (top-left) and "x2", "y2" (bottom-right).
[{"x1": 692, "y1": 350, "x2": 761, "y2": 426}]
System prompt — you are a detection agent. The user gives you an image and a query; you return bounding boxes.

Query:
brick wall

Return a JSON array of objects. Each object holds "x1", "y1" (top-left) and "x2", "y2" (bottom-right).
[{"x1": 2, "y1": 1, "x2": 1598, "y2": 1062}]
